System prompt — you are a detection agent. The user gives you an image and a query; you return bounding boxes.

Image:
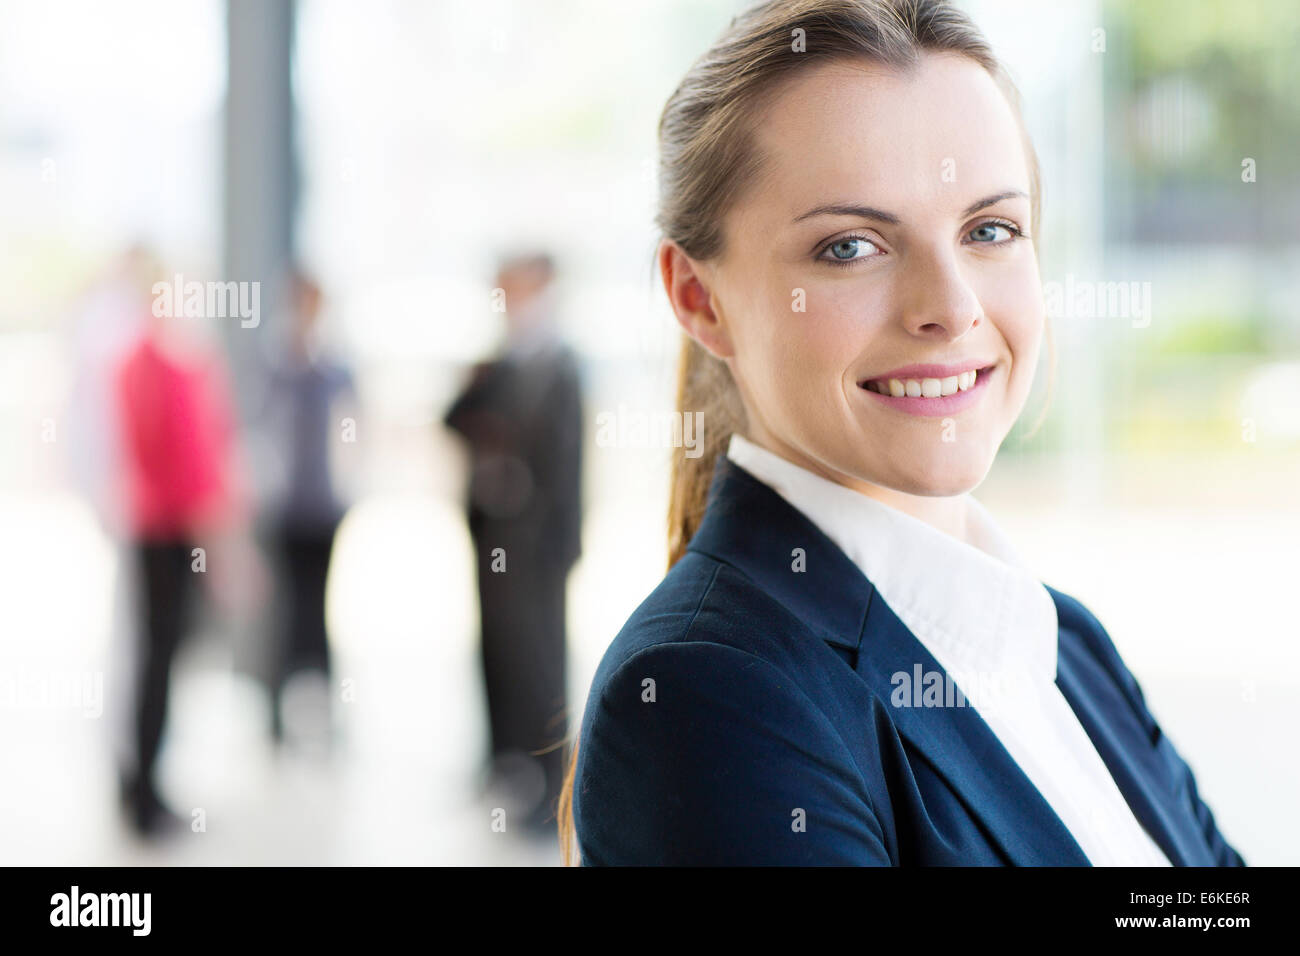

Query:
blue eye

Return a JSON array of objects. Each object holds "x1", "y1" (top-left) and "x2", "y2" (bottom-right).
[
  {"x1": 967, "y1": 220, "x2": 1022, "y2": 244},
  {"x1": 819, "y1": 235, "x2": 880, "y2": 267}
]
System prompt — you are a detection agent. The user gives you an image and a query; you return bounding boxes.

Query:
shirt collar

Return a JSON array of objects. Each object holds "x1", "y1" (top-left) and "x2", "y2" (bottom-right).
[{"x1": 726, "y1": 432, "x2": 1059, "y2": 684}]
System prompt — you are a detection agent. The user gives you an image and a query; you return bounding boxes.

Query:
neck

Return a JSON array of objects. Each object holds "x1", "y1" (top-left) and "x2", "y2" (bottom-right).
[
  {"x1": 742, "y1": 430, "x2": 973, "y2": 545},
  {"x1": 852, "y1": 482, "x2": 970, "y2": 543}
]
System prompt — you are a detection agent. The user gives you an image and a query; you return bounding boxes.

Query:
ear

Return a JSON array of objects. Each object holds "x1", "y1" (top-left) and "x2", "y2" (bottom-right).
[{"x1": 657, "y1": 239, "x2": 734, "y2": 359}]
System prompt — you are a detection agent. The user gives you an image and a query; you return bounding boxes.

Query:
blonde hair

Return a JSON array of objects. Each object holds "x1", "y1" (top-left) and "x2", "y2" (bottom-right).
[{"x1": 558, "y1": 0, "x2": 1047, "y2": 865}]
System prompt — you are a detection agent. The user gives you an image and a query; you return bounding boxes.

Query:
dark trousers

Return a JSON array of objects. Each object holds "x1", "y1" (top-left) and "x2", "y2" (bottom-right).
[
  {"x1": 474, "y1": 540, "x2": 569, "y2": 831},
  {"x1": 270, "y1": 518, "x2": 338, "y2": 741},
  {"x1": 125, "y1": 539, "x2": 194, "y2": 817}
]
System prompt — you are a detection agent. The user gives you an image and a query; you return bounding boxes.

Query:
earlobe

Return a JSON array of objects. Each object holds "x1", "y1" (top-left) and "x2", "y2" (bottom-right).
[{"x1": 659, "y1": 240, "x2": 735, "y2": 359}]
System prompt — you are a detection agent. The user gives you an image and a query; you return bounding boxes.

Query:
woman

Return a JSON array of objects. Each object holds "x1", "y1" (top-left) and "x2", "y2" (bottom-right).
[
  {"x1": 115, "y1": 294, "x2": 247, "y2": 836},
  {"x1": 559, "y1": 0, "x2": 1244, "y2": 866}
]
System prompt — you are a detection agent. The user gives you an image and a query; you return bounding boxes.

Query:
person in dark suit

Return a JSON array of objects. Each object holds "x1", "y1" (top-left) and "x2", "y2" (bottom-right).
[
  {"x1": 558, "y1": 0, "x2": 1245, "y2": 865},
  {"x1": 445, "y1": 251, "x2": 582, "y2": 836}
]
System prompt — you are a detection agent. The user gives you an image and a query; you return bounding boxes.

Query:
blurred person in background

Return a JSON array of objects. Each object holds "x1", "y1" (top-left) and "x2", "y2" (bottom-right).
[
  {"x1": 62, "y1": 244, "x2": 158, "y2": 817},
  {"x1": 257, "y1": 266, "x2": 357, "y2": 754},
  {"x1": 444, "y1": 251, "x2": 583, "y2": 838},
  {"x1": 63, "y1": 243, "x2": 157, "y2": 538},
  {"x1": 113, "y1": 274, "x2": 257, "y2": 837}
]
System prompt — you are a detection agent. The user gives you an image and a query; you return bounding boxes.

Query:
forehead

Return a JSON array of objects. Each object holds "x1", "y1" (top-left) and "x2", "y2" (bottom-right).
[{"x1": 745, "y1": 52, "x2": 1029, "y2": 220}]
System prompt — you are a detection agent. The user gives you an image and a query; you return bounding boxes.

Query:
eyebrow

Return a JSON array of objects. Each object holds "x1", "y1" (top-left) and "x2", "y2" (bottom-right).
[{"x1": 792, "y1": 189, "x2": 1028, "y2": 225}]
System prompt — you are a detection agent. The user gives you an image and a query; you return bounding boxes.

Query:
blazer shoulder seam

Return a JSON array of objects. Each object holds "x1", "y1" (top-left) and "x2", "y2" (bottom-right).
[
  {"x1": 685, "y1": 549, "x2": 832, "y2": 641},
  {"x1": 680, "y1": 560, "x2": 725, "y2": 644}
]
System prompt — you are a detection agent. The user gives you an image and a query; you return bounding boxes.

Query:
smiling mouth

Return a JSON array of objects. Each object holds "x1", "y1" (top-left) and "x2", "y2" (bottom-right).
[{"x1": 859, "y1": 365, "x2": 995, "y2": 398}]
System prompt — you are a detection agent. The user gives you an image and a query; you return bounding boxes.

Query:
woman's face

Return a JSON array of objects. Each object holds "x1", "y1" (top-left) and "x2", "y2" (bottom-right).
[{"x1": 672, "y1": 52, "x2": 1043, "y2": 499}]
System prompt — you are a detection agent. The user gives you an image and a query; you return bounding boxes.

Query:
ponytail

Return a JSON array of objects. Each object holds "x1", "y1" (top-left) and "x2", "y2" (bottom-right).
[{"x1": 666, "y1": 336, "x2": 748, "y2": 569}]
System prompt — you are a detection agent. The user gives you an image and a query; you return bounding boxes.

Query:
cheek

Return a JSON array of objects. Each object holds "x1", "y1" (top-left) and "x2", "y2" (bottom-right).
[
  {"x1": 978, "y1": 269, "x2": 1044, "y2": 362},
  {"x1": 978, "y1": 278, "x2": 1044, "y2": 425},
  {"x1": 738, "y1": 293, "x2": 863, "y2": 425},
  {"x1": 777, "y1": 299, "x2": 869, "y2": 403}
]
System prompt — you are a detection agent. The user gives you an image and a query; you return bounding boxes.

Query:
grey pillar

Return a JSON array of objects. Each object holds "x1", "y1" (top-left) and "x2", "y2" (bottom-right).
[{"x1": 223, "y1": 0, "x2": 296, "y2": 416}]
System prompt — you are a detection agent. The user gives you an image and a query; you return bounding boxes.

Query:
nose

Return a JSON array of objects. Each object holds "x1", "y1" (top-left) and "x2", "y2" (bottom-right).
[{"x1": 898, "y1": 248, "x2": 984, "y2": 340}]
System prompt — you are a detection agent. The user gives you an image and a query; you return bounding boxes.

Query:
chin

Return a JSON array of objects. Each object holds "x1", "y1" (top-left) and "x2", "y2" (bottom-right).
[{"x1": 889, "y1": 454, "x2": 993, "y2": 497}]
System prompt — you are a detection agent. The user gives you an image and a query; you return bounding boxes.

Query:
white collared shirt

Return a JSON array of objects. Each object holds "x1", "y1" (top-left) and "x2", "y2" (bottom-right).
[{"x1": 727, "y1": 433, "x2": 1171, "y2": 867}]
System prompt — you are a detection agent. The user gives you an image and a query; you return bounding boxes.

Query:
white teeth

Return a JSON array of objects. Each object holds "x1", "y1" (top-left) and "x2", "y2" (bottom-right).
[{"x1": 869, "y1": 367, "x2": 983, "y2": 398}]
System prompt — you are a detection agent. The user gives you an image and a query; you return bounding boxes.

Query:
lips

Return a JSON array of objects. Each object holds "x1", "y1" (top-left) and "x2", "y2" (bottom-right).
[
  {"x1": 857, "y1": 363, "x2": 997, "y2": 416},
  {"x1": 862, "y1": 366, "x2": 991, "y2": 398}
]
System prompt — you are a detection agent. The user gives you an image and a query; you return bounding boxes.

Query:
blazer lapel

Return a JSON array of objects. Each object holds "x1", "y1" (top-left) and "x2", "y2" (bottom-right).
[
  {"x1": 852, "y1": 598, "x2": 1091, "y2": 865},
  {"x1": 1051, "y1": 632, "x2": 1195, "y2": 866},
  {"x1": 688, "y1": 455, "x2": 1091, "y2": 866}
]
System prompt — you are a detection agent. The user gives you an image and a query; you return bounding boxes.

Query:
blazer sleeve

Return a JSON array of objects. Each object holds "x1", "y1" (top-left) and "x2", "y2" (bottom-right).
[
  {"x1": 1068, "y1": 598, "x2": 1246, "y2": 867},
  {"x1": 532, "y1": 351, "x2": 582, "y2": 568},
  {"x1": 442, "y1": 361, "x2": 503, "y2": 445},
  {"x1": 576, "y1": 640, "x2": 891, "y2": 865}
]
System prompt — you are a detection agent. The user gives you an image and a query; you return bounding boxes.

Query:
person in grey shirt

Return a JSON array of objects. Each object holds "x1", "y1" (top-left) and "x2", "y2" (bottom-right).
[{"x1": 261, "y1": 268, "x2": 356, "y2": 750}]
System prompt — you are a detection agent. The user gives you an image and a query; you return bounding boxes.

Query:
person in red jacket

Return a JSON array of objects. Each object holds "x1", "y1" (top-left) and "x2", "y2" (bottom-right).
[{"x1": 114, "y1": 306, "x2": 247, "y2": 836}]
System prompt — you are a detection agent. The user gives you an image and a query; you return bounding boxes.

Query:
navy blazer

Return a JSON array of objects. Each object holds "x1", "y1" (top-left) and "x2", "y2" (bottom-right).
[{"x1": 572, "y1": 454, "x2": 1245, "y2": 866}]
